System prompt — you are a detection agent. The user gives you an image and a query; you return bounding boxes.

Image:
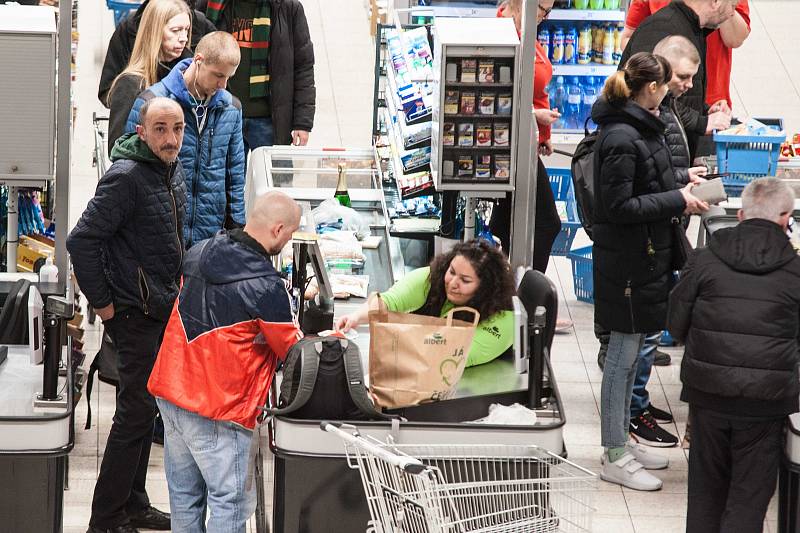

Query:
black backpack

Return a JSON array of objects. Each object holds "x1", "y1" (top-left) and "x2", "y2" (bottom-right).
[
  {"x1": 570, "y1": 120, "x2": 600, "y2": 240},
  {"x1": 268, "y1": 336, "x2": 392, "y2": 421}
]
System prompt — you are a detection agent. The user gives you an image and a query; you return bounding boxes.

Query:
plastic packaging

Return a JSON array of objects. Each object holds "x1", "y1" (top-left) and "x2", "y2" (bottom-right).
[
  {"x1": 39, "y1": 256, "x2": 58, "y2": 283},
  {"x1": 312, "y1": 199, "x2": 371, "y2": 240},
  {"x1": 471, "y1": 403, "x2": 538, "y2": 426}
]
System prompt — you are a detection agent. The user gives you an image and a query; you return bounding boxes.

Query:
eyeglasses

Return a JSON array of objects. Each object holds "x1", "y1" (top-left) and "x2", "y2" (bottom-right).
[{"x1": 538, "y1": 4, "x2": 553, "y2": 20}]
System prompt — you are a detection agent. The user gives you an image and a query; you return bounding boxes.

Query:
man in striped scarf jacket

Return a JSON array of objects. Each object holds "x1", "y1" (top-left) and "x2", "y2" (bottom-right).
[{"x1": 202, "y1": 0, "x2": 315, "y2": 150}]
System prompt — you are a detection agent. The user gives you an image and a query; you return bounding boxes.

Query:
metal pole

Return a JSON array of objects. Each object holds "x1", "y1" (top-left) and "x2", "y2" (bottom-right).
[
  {"x1": 462, "y1": 197, "x2": 476, "y2": 242},
  {"x1": 6, "y1": 186, "x2": 17, "y2": 272},
  {"x1": 54, "y1": 0, "x2": 73, "y2": 294},
  {"x1": 41, "y1": 313, "x2": 61, "y2": 400},
  {"x1": 509, "y1": 0, "x2": 540, "y2": 269}
]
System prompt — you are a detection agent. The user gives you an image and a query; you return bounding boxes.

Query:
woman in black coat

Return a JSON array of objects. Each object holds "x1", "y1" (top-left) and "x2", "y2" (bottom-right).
[
  {"x1": 105, "y1": 0, "x2": 193, "y2": 153},
  {"x1": 591, "y1": 52, "x2": 707, "y2": 492}
]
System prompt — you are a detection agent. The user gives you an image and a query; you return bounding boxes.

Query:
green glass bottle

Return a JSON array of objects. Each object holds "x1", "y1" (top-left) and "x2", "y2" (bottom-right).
[{"x1": 334, "y1": 164, "x2": 352, "y2": 208}]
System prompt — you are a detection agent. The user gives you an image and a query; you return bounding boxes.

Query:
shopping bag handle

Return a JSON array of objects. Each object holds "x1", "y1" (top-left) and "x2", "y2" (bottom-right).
[
  {"x1": 445, "y1": 306, "x2": 480, "y2": 326},
  {"x1": 367, "y1": 293, "x2": 389, "y2": 315}
]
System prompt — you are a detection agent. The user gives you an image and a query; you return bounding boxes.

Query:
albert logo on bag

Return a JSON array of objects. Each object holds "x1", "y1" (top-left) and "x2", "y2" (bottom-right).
[{"x1": 424, "y1": 332, "x2": 447, "y2": 345}]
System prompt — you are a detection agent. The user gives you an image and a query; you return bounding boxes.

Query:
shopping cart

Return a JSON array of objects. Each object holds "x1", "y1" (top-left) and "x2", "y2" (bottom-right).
[{"x1": 322, "y1": 422, "x2": 597, "y2": 533}]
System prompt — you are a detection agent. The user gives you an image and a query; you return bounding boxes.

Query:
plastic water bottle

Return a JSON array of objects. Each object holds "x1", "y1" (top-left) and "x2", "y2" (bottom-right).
[
  {"x1": 581, "y1": 77, "x2": 599, "y2": 130},
  {"x1": 551, "y1": 76, "x2": 568, "y2": 130},
  {"x1": 566, "y1": 77, "x2": 583, "y2": 130},
  {"x1": 39, "y1": 256, "x2": 58, "y2": 283}
]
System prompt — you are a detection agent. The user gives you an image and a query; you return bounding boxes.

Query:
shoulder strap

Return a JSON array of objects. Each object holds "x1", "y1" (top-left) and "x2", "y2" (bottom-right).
[
  {"x1": 267, "y1": 339, "x2": 321, "y2": 416},
  {"x1": 340, "y1": 339, "x2": 396, "y2": 421}
]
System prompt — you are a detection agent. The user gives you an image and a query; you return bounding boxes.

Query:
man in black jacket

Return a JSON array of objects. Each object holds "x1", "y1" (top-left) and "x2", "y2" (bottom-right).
[
  {"x1": 620, "y1": 0, "x2": 736, "y2": 158},
  {"x1": 98, "y1": 0, "x2": 217, "y2": 106},
  {"x1": 200, "y1": 0, "x2": 315, "y2": 149},
  {"x1": 68, "y1": 97, "x2": 187, "y2": 533},
  {"x1": 669, "y1": 177, "x2": 800, "y2": 533}
]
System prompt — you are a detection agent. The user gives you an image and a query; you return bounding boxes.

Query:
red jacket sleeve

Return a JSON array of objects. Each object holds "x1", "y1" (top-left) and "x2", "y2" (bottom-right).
[{"x1": 533, "y1": 41, "x2": 553, "y2": 142}]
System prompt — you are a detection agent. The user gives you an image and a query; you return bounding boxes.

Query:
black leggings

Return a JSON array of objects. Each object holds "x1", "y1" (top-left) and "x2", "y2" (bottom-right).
[{"x1": 489, "y1": 157, "x2": 562, "y2": 273}]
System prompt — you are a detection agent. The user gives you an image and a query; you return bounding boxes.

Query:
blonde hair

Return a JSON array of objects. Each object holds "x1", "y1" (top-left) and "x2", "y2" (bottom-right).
[
  {"x1": 195, "y1": 31, "x2": 241, "y2": 66},
  {"x1": 602, "y1": 52, "x2": 671, "y2": 104},
  {"x1": 107, "y1": 0, "x2": 192, "y2": 106}
]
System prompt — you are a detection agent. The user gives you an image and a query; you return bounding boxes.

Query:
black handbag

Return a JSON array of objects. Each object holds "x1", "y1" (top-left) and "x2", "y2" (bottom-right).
[{"x1": 671, "y1": 216, "x2": 693, "y2": 271}]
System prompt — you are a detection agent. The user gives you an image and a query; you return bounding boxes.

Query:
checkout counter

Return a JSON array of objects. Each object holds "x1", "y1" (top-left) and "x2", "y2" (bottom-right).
[
  {"x1": 246, "y1": 146, "x2": 568, "y2": 532},
  {"x1": 0, "y1": 282, "x2": 75, "y2": 533}
]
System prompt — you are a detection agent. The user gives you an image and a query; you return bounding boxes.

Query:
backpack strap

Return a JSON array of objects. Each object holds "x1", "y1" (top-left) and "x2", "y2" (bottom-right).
[
  {"x1": 340, "y1": 340, "x2": 396, "y2": 421},
  {"x1": 267, "y1": 340, "x2": 322, "y2": 416}
]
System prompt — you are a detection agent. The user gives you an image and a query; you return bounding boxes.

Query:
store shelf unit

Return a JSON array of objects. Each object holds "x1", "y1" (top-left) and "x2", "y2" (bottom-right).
[
  {"x1": 431, "y1": 17, "x2": 520, "y2": 192},
  {"x1": 373, "y1": 23, "x2": 438, "y2": 203},
  {"x1": 542, "y1": 6, "x2": 628, "y2": 140}
]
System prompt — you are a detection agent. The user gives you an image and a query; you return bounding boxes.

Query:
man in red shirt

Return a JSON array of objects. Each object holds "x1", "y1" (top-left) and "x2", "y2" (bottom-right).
[{"x1": 621, "y1": 0, "x2": 750, "y2": 110}]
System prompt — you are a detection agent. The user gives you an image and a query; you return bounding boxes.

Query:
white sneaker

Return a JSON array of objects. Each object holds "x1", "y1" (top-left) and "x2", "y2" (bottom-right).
[
  {"x1": 625, "y1": 442, "x2": 669, "y2": 470},
  {"x1": 600, "y1": 452, "x2": 663, "y2": 491}
]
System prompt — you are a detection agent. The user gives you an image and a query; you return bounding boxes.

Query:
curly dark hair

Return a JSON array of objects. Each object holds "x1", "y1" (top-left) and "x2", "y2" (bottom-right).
[{"x1": 424, "y1": 239, "x2": 515, "y2": 322}]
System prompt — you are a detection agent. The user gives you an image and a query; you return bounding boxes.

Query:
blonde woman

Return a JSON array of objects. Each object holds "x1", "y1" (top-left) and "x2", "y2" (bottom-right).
[{"x1": 106, "y1": 0, "x2": 191, "y2": 153}]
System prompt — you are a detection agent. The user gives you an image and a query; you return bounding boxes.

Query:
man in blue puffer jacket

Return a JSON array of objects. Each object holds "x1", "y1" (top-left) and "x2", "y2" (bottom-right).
[{"x1": 127, "y1": 31, "x2": 246, "y2": 248}]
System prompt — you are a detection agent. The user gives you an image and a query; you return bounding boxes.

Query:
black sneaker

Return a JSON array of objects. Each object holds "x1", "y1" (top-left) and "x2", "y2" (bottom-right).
[
  {"x1": 647, "y1": 403, "x2": 673, "y2": 423},
  {"x1": 630, "y1": 411, "x2": 678, "y2": 448},
  {"x1": 127, "y1": 506, "x2": 170, "y2": 531},
  {"x1": 87, "y1": 526, "x2": 139, "y2": 533},
  {"x1": 653, "y1": 349, "x2": 671, "y2": 367}
]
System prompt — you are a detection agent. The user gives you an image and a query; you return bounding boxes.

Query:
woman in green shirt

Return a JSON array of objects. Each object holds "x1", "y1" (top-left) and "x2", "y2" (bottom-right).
[{"x1": 336, "y1": 240, "x2": 517, "y2": 367}]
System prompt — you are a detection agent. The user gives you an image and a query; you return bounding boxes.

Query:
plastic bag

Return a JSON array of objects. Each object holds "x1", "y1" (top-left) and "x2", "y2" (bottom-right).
[
  {"x1": 312, "y1": 199, "x2": 370, "y2": 240},
  {"x1": 471, "y1": 403, "x2": 538, "y2": 426}
]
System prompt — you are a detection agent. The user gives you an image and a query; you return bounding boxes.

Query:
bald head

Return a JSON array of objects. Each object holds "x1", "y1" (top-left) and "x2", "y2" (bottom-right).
[
  {"x1": 654, "y1": 36, "x2": 700, "y2": 66},
  {"x1": 245, "y1": 191, "x2": 302, "y2": 254},
  {"x1": 136, "y1": 97, "x2": 185, "y2": 163},
  {"x1": 654, "y1": 36, "x2": 701, "y2": 98}
]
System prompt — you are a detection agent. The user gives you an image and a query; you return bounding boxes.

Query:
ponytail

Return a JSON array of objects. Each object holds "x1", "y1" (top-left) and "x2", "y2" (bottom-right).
[
  {"x1": 602, "y1": 52, "x2": 672, "y2": 105},
  {"x1": 602, "y1": 71, "x2": 631, "y2": 104}
]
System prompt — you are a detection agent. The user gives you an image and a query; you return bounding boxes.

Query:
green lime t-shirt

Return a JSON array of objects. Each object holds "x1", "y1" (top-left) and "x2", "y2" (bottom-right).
[{"x1": 380, "y1": 266, "x2": 514, "y2": 367}]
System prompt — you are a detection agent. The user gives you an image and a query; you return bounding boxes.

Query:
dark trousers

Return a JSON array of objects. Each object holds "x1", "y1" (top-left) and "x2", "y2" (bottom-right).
[
  {"x1": 489, "y1": 157, "x2": 561, "y2": 273},
  {"x1": 687, "y1": 406, "x2": 783, "y2": 533},
  {"x1": 90, "y1": 308, "x2": 167, "y2": 528}
]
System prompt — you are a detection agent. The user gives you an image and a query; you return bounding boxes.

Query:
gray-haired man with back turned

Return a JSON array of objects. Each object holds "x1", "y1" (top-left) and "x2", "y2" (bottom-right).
[{"x1": 668, "y1": 177, "x2": 800, "y2": 532}]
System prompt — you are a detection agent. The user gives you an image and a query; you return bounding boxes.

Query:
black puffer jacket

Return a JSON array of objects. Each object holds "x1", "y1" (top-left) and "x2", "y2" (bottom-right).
[
  {"x1": 669, "y1": 219, "x2": 800, "y2": 418},
  {"x1": 198, "y1": 0, "x2": 315, "y2": 144},
  {"x1": 660, "y1": 94, "x2": 692, "y2": 185},
  {"x1": 620, "y1": 1, "x2": 709, "y2": 158},
  {"x1": 591, "y1": 98, "x2": 686, "y2": 333},
  {"x1": 67, "y1": 133, "x2": 187, "y2": 321},
  {"x1": 98, "y1": 1, "x2": 217, "y2": 106}
]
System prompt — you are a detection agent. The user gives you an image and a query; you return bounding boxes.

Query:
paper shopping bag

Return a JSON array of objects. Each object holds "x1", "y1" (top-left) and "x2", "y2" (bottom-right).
[{"x1": 368, "y1": 296, "x2": 480, "y2": 409}]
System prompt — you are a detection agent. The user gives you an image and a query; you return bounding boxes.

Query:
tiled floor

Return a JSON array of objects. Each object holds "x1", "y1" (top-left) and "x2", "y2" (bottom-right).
[{"x1": 64, "y1": 0, "x2": 794, "y2": 531}]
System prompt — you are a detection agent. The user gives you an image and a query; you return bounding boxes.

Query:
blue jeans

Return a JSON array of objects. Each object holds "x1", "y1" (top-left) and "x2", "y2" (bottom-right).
[
  {"x1": 630, "y1": 331, "x2": 661, "y2": 417},
  {"x1": 601, "y1": 331, "x2": 646, "y2": 448},
  {"x1": 157, "y1": 398, "x2": 256, "y2": 533},
  {"x1": 242, "y1": 117, "x2": 274, "y2": 152}
]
